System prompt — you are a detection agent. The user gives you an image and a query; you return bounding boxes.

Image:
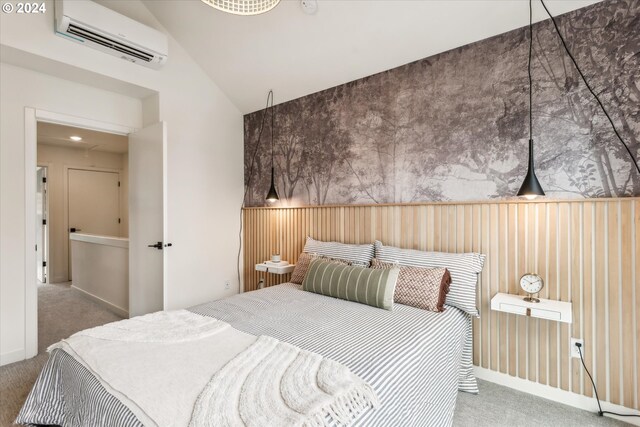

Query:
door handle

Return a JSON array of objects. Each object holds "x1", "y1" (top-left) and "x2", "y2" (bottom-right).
[
  {"x1": 148, "y1": 242, "x2": 163, "y2": 250},
  {"x1": 69, "y1": 227, "x2": 81, "y2": 233}
]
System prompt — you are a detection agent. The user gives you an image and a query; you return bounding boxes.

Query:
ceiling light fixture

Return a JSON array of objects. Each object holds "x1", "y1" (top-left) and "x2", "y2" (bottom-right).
[
  {"x1": 70, "y1": 136, "x2": 83, "y2": 142},
  {"x1": 200, "y1": 0, "x2": 280, "y2": 16}
]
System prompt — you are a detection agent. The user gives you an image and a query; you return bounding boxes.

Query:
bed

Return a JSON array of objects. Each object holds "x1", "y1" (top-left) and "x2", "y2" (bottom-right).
[{"x1": 17, "y1": 282, "x2": 476, "y2": 427}]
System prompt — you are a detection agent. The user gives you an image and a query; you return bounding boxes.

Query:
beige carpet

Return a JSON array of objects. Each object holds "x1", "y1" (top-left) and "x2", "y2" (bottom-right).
[
  {"x1": 0, "y1": 283, "x2": 123, "y2": 426},
  {"x1": 0, "y1": 284, "x2": 631, "y2": 427}
]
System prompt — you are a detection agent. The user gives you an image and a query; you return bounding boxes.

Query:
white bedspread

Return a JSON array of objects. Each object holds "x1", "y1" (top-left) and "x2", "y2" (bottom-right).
[{"x1": 49, "y1": 310, "x2": 377, "y2": 427}]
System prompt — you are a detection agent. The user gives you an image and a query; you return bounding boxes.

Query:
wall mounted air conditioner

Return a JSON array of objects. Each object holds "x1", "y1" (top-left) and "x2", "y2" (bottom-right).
[{"x1": 54, "y1": 0, "x2": 168, "y2": 70}]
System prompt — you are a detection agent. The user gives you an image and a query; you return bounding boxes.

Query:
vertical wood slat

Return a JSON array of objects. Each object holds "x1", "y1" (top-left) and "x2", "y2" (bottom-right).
[
  {"x1": 547, "y1": 203, "x2": 558, "y2": 388},
  {"x1": 242, "y1": 198, "x2": 639, "y2": 410},
  {"x1": 595, "y1": 203, "x2": 607, "y2": 399},
  {"x1": 608, "y1": 201, "x2": 621, "y2": 405},
  {"x1": 634, "y1": 200, "x2": 640, "y2": 410},
  {"x1": 537, "y1": 204, "x2": 548, "y2": 385},
  {"x1": 570, "y1": 203, "x2": 582, "y2": 395},
  {"x1": 583, "y1": 202, "x2": 594, "y2": 397},
  {"x1": 620, "y1": 202, "x2": 634, "y2": 409},
  {"x1": 559, "y1": 203, "x2": 570, "y2": 392}
]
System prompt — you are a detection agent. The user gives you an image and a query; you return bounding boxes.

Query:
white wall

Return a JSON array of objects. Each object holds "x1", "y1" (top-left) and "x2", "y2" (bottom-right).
[
  {"x1": 37, "y1": 144, "x2": 128, "y2": 283},
  {"x1": 0, "y1": 0, "x2": 243, "y2": 365}
]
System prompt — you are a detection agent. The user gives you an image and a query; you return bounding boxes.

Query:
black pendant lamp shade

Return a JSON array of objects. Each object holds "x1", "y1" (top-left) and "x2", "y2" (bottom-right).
[
  {"x1": 517, "y1": 139, "x2": 545, "y2": 199},
  {"x1": 518, "y1": 0, "x2": 545, "y2": 200},
  {"x1": 265, "y1": 90, "x2": 279, "y2": 203},
  {"x1": 266, "y1": 167, "x2": 279, "y2": 202}
]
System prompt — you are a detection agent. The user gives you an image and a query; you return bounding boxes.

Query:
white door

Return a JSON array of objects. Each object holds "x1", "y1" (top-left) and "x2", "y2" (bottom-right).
[
  {"x1": 129, "y1": 122, "x2": 166, "y2": 317},
  {"x1": 68, "y1": 169, "x2": 121, "y2": 279},
  {"x1": 36, "y1": 167, "x2": 48, "y2": 283}
]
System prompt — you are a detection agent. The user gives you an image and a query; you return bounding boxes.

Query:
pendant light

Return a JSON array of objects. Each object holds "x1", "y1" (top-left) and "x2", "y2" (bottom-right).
[
  {"x1": 517, "y1": 0, "x2": 639, "y2": 199},
  {"x1": 517, "y1": 0, "x2": 545, "y2": 200},
  {"x1": 265, "y1": 91, "x2": 279, "y2": 203}
]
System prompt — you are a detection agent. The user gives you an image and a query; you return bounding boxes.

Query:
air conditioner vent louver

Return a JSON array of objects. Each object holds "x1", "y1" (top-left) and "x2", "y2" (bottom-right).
[{"x1": 67, "y1": 24, "x2": 153, "y2": 62}]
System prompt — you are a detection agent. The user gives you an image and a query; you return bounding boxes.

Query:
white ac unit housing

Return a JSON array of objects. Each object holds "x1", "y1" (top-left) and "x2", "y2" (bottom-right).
[{"x1": 54, "y1": 0, "x2": 168, "y2": 70}]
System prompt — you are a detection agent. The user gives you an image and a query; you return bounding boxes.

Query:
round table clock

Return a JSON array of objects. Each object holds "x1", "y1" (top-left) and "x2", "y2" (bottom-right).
[{"x1": 520, "y1": 273, "x2": 544, "y2": 303}]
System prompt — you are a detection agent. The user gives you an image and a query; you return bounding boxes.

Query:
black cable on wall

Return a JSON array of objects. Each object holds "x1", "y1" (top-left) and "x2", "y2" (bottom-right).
[
  {"x1": 538, "y1": 0, "x2": 639, "y2": 175},
  {"x1": 236, "y1": 90, "x2": 274, "y2": 292}
]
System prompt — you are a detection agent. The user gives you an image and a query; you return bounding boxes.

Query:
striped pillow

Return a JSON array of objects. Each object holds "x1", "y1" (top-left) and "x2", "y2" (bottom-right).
[
  {"x1": 302, "y1": 259, "x2": 399, "y2": 310},
  {"x1": 290, "y1": 253, "x2": 352, "y2": 285},
  {"x1": 374, "y1": 241, "x2": 485, "y2": 316},
  {"x1": 303, "y1": 237, "x2": 374, "y2": 267}
]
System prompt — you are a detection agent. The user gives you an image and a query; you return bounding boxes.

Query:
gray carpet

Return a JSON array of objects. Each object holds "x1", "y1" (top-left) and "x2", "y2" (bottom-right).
[
  {"x1": 454, "y1": 379, "x2": 630, "y2": 427},
  {"x1": 0, "y1": 284, "x2": 631, "y2": 427},
  {"x1": 0, "y1": 283, "x2": 123, "y2": 426}
]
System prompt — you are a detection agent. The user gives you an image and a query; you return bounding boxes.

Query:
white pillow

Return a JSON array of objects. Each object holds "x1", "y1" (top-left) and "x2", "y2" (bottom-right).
[
  {"x1": 303, "y1": 237, "x2": 374, "y2": 267},
  {"x1": 374, "y1": 241, "x2": 485, "y2": 316}
]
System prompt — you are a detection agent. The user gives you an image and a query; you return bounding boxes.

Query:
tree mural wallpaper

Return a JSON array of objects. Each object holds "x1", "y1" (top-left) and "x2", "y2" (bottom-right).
[{"x1": 244, "y1": 0, "x2": 639, "y2": 207}]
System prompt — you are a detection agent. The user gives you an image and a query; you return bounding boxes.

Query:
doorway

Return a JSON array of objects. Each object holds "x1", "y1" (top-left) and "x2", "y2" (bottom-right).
[
  {"x1": 37, "y1": 122, "x2": 129, "y2": 285},
  {"x1": 25, "y1": 108, "x2": 167, "y2": 360}
]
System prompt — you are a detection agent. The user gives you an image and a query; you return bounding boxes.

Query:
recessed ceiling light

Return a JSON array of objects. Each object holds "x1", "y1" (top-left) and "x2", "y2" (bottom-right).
[{"x1": 70, "y1": 136, "x2": 82, "y2": 142}]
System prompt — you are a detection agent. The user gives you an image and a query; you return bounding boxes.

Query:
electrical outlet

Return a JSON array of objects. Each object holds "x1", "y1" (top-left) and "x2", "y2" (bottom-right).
[
  {"x1": 224, "y1": 280, "x2": 230, "y2": 290},
  {"x1": 571, "y1": 338, "x2": 584, "y2": 359}
]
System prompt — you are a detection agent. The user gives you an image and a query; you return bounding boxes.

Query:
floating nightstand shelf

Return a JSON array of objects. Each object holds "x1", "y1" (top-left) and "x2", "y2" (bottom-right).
[
  {"x1": 255, "y1": 262, "x2": 295, "y2": 275},
  {"x1": 491, "y1": 293, "x2": 572, "y2": 324}
]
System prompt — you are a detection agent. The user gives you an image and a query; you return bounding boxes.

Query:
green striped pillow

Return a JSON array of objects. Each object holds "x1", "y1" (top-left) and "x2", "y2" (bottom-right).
[{"x1": 302, "y1": 259, "x2": 399, "y2": 310}]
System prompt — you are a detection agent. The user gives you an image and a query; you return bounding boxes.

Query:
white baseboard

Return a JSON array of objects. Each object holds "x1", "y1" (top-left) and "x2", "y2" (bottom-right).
[
  {"x1": 71, "y1": 285, "x2": 129, "y2": 318},
  {"x1": 474, "y1": 366, "x2": 640, "y2": 426},
  {"x1": 0, "y1": 348, "x2": 25, "y2": 366}
]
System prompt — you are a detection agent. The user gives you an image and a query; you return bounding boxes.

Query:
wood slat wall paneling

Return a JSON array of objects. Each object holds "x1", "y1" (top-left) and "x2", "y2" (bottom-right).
[{"x1": 242, "y1": 198, "x2": 639, "y2": 410}]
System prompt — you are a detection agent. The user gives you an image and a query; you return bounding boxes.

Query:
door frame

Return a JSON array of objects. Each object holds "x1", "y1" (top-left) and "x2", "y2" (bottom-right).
[
  {"x1": 24, "y1": 108, "x2": 136, "y2": 359},
  {"x1": 64, "y1": 166, "x2": 122, "y2": 281},
  {"x1": 36, "y1": 164, "x2": 50, "y2": 284}
]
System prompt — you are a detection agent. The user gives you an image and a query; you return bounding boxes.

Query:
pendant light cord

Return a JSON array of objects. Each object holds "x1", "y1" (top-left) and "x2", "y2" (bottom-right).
[
  {"x1": 528, "y1": 0, "x2": 533, "y2": 141},
  {"x1": 538, "y1": 0, "x2": 639, "y2": 175},
  {"x1": 271, "y1": 92, "x2": 275, "y2": 170},
  {"x1": 237, "y1": 90, "x2": 274, "y2": 293}
]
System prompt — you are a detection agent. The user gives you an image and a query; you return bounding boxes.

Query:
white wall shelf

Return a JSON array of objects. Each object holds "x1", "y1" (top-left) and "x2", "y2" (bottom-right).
[
  {"x1": 491, "y1": 293, "x2": 572, "y2": 324},
  {"x1": 255, "y1": 262, "x2": 295, "y2": 275}
]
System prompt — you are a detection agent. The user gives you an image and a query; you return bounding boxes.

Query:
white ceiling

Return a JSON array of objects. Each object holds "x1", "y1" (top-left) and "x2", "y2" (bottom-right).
[
  {"x1": 37, "y1": 122, "x2": 128, "y2": 154},
  {"x1": 142, "y1": 0, "x2": 601, "y2": 114}
]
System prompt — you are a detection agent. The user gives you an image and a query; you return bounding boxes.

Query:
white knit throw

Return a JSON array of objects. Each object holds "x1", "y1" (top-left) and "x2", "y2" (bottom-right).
[
  {"x1": 189, "y1": 335, "x2": 379, "y2": 427},
  {"x1": 69, "y1": 309, "x2": 230, "y2": 343}
]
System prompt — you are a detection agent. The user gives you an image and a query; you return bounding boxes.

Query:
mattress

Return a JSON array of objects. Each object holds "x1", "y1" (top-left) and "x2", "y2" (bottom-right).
[{"x1": 17, "y1": 283, "x2": 475, "y2": 427}]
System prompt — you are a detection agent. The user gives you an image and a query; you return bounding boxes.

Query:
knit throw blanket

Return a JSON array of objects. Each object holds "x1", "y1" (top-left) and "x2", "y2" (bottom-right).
[
  {"x1": 49, "y1": 310, "x2": 378, "y2": 427},
  {"x1": 190, "y1": 335, "x2": 379, "y2": 427}
]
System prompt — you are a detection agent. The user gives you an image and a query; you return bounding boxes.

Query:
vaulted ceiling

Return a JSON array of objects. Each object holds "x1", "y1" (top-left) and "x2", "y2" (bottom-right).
[{"x1": 143, "y1": 0, "x2": 601, "y2": 114}]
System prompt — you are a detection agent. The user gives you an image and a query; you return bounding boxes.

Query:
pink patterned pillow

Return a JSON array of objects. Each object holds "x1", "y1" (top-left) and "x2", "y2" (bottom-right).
[{"x1": 371, "y1": 258, "x2": 451, "y2": 312}]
